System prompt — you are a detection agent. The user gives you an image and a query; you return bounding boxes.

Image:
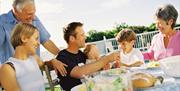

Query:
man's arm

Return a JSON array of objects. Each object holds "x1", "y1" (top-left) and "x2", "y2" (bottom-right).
[
  {"x1": 70, "y1": 52, "x2": 119, "y2": 78},
  {"x1": 43, "y1": 40, "x2": 60, "y2": 55},
  {"x1": 42, "y1": 40, "x2": 67, "y2": 76},
  {"x1": 0, "y1": 64, "x2": 20, "y2": 91},
  {"x1": 33, "y1": 55, "x2": 67, "y2": 76}
]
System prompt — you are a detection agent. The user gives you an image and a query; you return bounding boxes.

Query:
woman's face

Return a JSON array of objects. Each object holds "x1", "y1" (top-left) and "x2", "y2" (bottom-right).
[
  {"x1": 24, "y1": 30, "x2": 40, "y2": 55},
  {"x1": 155, "y1": 18, "x2": 172, "y2": 34}
]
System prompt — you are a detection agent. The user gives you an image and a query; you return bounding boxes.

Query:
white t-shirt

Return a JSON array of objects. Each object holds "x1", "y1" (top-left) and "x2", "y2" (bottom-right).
[{"x1": 120, "y1": 48, "x2": 144, "y2": 65}]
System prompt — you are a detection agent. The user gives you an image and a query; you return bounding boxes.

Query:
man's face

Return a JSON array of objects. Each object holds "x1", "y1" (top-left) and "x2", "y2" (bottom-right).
[
  {"x1": 74, "y1": 26, "x2": 86, "y2": 48},
  {"x1": 155, "y1": 18, "x2": 172, "y2": 34},
  {"x1": 15, "y1": 3, "x2": 36, "y2": 24}
]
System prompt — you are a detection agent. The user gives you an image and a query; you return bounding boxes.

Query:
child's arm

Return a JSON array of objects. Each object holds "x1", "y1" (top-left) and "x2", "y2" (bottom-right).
[
  {"x1": 0, "y1": 64, "x2": 20, "y2": 91},
  {"x1": 121, "y1": 61, "x2": 143, "y2": 67},
  {"x1": 128, "y1": 61, "x2": 144, "y2": 67}
]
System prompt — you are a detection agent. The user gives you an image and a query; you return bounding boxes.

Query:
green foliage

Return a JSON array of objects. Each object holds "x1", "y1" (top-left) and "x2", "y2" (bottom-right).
[
  {"x1": 86, "y1": 23, "x2": 179, "y2": 42},
  {"x1": 175, "y1": 23, "x2": 180, "y2": 27},
  {"x1": 86, "y1": 30, "x2": 106, "y2": 42}
]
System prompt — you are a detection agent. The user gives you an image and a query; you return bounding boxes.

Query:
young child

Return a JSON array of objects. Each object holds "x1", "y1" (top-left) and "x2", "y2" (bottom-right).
[
  {"x1": 0, "y1": 23, "x2": 52, "y2": 91},
  {"x1": 83, "y1": 44, "x2": 100, "y2": 63},
  {"x1": 83, "y1": 44, "x2": 111, "y2": 70},
  {"x1": 116, "y1": 29, "x2": 144, "y2": 67}
]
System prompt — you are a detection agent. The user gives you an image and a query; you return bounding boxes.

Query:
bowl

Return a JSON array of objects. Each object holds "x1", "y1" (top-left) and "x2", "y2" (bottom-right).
[{"x1": 159, "y1": 55, "x2": 180, "y2": 77}]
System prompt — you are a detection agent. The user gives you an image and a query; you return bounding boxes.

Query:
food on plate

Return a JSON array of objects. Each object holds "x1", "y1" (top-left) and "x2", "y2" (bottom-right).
[
  {"x1": 131, "y1": 73, "x2": 157, "y2": 88},
  {"x1": 78, "y1": 76, "x2": 131, "y2": 91},
  {"x1": 147, "y1": 61, "x2": 160, "y2": 68}
]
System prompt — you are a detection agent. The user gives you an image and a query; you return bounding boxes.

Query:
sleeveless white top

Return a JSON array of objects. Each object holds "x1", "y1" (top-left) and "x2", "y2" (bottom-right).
[{"x1": 6, "y1": 56, "x2": 45, "y2": 91}]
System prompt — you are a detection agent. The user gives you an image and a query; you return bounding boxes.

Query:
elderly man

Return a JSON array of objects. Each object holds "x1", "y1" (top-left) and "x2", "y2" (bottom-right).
[
  {"x1": 56, "y1": 22, "x2": 120, "y2": 91},
  {"x1": 0, "y1": 0, "x2": 67, "y2": 76}
]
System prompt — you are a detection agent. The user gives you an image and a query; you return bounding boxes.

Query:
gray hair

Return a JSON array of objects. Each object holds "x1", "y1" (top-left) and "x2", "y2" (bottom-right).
[
  {"x1": 13, "y1": 0, "x2": 35, "y2": 12},
  {"x1": 155, "y1": 4, "x2": 178, "y2": 28}
]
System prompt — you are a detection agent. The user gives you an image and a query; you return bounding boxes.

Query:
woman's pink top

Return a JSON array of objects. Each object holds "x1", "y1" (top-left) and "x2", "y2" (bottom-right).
[{"x1": 143, "y1": 31, "x2": 180, "y2": 60}]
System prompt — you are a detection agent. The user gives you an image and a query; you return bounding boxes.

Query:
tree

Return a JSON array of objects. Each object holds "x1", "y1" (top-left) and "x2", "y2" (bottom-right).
[{"x1": 85, "y1": 23, "x2": 179, "y2": 42}]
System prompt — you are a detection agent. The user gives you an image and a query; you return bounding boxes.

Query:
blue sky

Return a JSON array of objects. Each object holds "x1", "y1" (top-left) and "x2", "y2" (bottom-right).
[{"x1": 0, "y1": 0, "x2": 180, "y2": 51}]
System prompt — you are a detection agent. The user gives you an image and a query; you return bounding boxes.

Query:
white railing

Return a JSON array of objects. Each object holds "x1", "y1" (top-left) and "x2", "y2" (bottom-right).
[{"x1": 88, "y1": 26, "x2": 180, "y2": 55}]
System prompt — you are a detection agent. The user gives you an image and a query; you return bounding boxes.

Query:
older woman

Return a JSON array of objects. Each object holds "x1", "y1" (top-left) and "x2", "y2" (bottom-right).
[{"x1": 144, "y1": 4, "x2": 180, "y2": 60}]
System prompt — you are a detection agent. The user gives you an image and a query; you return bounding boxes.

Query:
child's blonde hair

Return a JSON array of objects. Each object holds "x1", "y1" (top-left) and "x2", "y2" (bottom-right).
[
  {"x1": 116, "y1": 28, "x2": 136, "y2": 43},
  {"x1": 83, "y1": 44, "x2": 96, "y2": 56},
  {"x1": 11, "y1": 23, "x2": 38, "y2": 49}
]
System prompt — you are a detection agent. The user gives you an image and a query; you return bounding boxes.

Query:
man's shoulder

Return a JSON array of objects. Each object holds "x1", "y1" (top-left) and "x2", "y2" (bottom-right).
[
  {"x1": 0, "y1": 13, "x2": 9, "y2": 23},
  {"x1": 57, "y1": 49, "x2": 68, "y2": 56}
]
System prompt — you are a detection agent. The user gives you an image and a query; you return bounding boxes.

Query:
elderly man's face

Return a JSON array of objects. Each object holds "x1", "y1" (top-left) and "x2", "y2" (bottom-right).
[{"x1": 15, "y1": 3, "x2": 36, "y2": 24}]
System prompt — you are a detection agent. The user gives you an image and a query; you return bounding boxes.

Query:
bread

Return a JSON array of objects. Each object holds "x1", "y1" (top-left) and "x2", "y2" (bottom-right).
[{"x1": 132, "y1": 73, "x2": 157, "y2": 88}]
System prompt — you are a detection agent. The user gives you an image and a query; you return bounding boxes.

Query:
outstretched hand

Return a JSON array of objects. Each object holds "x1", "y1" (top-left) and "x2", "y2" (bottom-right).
[{"x1": 108, "y1": 52, "x2": 120, "y2": 62}]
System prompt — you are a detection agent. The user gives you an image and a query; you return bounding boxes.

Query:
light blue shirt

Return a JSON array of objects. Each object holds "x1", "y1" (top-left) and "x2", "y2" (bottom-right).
[{"x1": 0, "y1": 10, "x2": 50, "y2": 64}]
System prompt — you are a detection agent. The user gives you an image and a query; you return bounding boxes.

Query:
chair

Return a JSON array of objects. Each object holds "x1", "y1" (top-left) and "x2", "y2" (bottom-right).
[{"x1": 43, "y1": 65, "x2": 61, "y2": 91}]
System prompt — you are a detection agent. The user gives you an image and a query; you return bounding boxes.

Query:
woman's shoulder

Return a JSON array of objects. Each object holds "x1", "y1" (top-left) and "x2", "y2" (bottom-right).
[
  {"x1": 0, "y1": 63, "x2": 15, "y2": 76},
  {"x1": 152, "y1": 33, "x2": 162, "y2": 40}
]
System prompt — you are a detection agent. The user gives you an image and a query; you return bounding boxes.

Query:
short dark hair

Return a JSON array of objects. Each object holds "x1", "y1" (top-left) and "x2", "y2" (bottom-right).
[
  {"x1": 63, "y1": 22, "x2": 83, "y2": 43},
  {"x1": 155, "y1": 4, "x2": 178, "y2": 28},
  {"x1": 116, "y1": 29, "x2": 136, "y2": 43}
]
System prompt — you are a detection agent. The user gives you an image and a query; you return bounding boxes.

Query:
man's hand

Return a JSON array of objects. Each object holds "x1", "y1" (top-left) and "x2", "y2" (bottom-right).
[
  {"x1": 51, "y1": 59, "x2": 68, "y2": 76},
  {"x1": 108, "y1": 52, "x2": 120, "y2": 62}
]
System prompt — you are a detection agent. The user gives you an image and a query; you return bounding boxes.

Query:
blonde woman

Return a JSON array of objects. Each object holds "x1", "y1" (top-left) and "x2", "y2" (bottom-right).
[{"x1": 0, "y1": 23, "x2": 53, "y2": 91}]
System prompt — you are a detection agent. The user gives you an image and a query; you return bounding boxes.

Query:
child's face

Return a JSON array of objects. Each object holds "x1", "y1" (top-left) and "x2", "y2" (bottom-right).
[
  {"x1": 24, "y1": 31, "x2": 40, "y2": 55},
  {"x1": 119, "y1": 40, "x2": 134, "y2": 52},
  {"x1": 88, "y1": 45, "x2": 100, "y2": 60}
]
